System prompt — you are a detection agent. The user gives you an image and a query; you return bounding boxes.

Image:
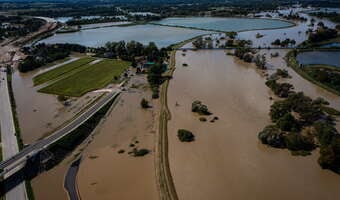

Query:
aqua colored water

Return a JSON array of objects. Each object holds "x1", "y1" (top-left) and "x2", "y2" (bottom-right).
[
  {"x1": 296, "y1": 51, "x2": 340, "y2": 67},
  {"x1": 154, "y1": 17, "x2": 294, "y2": 32},
  {"x1": 38, "y1": 24, "x2": 212, "y2": 48},
  {"x1": 320, "y1": 43, "x2": 340, "y2": 48}
]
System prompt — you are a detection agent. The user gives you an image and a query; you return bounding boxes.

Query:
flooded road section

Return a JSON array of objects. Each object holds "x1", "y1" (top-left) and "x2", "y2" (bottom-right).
[
  {"x1": 167, "y1": 49, "x2": 340, "y2": 200},
  {"x1": 77, "y1": 74, "x2": 159, "y2": 200}
]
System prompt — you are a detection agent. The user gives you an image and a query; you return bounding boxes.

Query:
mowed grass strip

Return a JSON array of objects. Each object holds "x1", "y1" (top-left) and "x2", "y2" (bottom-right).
[
  {"x1": 33, "y1": 57, "x2": 96, "y2": 86},
  {"x1": 38, "y1": 59, "x2": 130, "y2": 97}
]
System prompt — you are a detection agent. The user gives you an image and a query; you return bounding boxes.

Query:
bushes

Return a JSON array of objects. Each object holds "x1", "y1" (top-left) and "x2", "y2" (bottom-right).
[
  {"x1": 192, "y1": 100, "x2": 211, "y2": 115},
  {"x1": 258, "y1": 125, "x2": 286, "y2": 148},
  {"x1": 132, "y1": 148, "x2": 150, "y2": 157},
  {"x1": 141, "y1": 98, "x2": 150, "y2": 108},
  {"x1": 177, "y1": 129, "x2": 195, "y2": 142},
  {"x1": 276, "y1": 113, "x2": 300, "y2": 132},
  {"x1": 265, "y1": 79, "x2": 293, "y2": 98},
  {"x1": 284, "y1": 133, "x2": 315, "y2": 152}
]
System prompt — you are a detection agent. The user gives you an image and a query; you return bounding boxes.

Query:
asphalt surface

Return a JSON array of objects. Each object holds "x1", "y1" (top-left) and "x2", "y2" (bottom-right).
[
  {"x1": 0, "y1": 90, "x2": 120, "y2": 175},
  {"x1": 64, "y1": 157, "x2": 82, "y2": 200},
  {"x1": 0, "y1": 69, "x2": 28, "y2": 200}
]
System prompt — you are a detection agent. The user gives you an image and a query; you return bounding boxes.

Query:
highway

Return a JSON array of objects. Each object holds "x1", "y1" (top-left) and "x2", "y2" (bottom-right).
[
  {"x1": 0, "y1": 89, "x2": 120, "y2": 176},
  {"x1": 0, "y1": 68, "x2": 28, "y2": 200}
]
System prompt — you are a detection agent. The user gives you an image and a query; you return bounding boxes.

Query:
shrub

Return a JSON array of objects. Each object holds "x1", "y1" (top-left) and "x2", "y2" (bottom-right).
[
  {"x1": 199, "y1": 117, "x2": 207, "y2": 122},
  {"x1": 258, "y1": 125, "x2": 286, "y2": 148},
  {"x1": 276, "y1": 113, "x2": 301, "y2": 132},
  {"x1": 284, "y1": 133, "x2": 315, "y2": 152},
  {"x1": 133, "y1": 148, "x2": 150, "y2": 157},
  {"x1": 118, "y1": 149, "x2": 125, "y2": 154},
  {"x1": 192, "y1": 100, "x2": 211, "y2": 115},
  {"x1": 141, "y1": 98, "x2": 149, "y2": 108},
  {"x1": 177, "y1": 129, "x2": 195, "y2": 142}
]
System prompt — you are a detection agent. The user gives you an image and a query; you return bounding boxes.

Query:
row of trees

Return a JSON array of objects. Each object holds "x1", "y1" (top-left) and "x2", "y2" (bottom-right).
[
  {"x1": 97, "y1": 41, "x2": 169, "y2": 63},
  {"x1": 271, "y1": 38, "x2": 296, "y2": 47},
  {"x1": 19, "y1": 43, "x2": 86, "y2": 72},
  {"x1": 308, "y1": 26, "x2": 338, "y2": 43}
]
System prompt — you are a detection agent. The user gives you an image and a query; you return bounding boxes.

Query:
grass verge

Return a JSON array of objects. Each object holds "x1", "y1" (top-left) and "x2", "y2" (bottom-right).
[{"x1": 39, "y1": 59, "x2": 130, "y2": 97}]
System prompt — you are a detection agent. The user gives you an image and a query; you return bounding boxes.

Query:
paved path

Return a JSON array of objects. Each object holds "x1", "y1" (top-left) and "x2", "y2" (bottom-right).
[
  {"x1": 35, "y1": 57, "x2": 80, "y2": 76},
  {"x1": 0, "y1": 68, "x2": 27, "y2": 200},
  {"x1": 64, "y1": 158, "x2": 82, "y2": 200}
]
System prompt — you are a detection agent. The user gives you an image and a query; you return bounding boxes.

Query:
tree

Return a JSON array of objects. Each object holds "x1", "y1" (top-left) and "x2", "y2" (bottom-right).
[
  {"x1": 277, "y1": 113, "x2": 300, "y2": 132},
  {"x1": 284, "y1": 133, "x2": 315, "y2": 151},
  {"x1": 193, "y1": 37, "x2": 204, "y2": 49},
  {"x1": 258, "y1": 125, "x2": 286, "y2": 148},
  {"x1": 177, "y1": 129, "x2": 195, "y2": 142},
  {"x1": 226, "y1": 31, "x2": 237, "y2": 39},
  {"x1": 254, "y1": 54, "x2": 266, "y2": 69},
  {"x1": 141, "y1": 98, "x2": 150, "y2": 108}
]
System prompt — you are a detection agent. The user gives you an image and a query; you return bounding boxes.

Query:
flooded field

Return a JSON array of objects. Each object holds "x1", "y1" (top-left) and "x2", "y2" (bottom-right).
[
  {"x1": 296, "y1": 51, "x2": 340, "y2": 67},
  {"x1": 154, "y1": 17, "x2": 294, "y2": 32},
  {"x1": 167, "y1": 49, "x2": 340, "y2": 200},
  {"x1": 77, "y1": 74, "x2": 159, "y2": 200},
  {"x1": 38, "y1": 24, "x2": 212, "y2": 47},
  {"x1": 12, "y1": 60, "x2": 102, "y2": 144}
]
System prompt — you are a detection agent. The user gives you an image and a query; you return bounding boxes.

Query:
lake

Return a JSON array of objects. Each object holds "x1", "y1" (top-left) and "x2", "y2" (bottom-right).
[
  {"x1": 296, "y1": 51, "x2": 340, "y2": 67},
  {"x1": 39, "y1": 17, "x2": 296, "y2": 48},
  {"x1": 154, "y1": 17, "x2": 294, "y2": 32},
  {"x1": 38, "y1": 24, "x2": 212, "y2": 48}
]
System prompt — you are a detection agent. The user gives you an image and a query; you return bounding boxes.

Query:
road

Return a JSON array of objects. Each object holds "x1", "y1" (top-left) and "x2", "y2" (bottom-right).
[
  {"x1": 64, "y1": 157, "x2": 82, "y2": 200},
  {"x1": 0, "y1": 69, "x2": 28, "y2": 200},
  {"x1": 0, "y1": 90, "x2": 120, "y2": 176}
]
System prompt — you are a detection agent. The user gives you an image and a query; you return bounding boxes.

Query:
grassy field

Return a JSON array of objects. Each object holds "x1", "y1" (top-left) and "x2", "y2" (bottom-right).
[
  {"x1": 33, "y1": 57, "x2": 96, "y2": 86},
  {"x1": 39, "y1": 59, "x2": 130, "y2": 97}
]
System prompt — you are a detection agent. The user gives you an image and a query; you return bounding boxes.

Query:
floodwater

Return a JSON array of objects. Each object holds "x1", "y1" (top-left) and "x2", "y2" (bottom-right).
[
  {"x1": 238, "y1": 10, "x2": 337, "y2": 47},
  {"x1": 12, "y1": 60, "x2": 102, "y2": 144},
  {"x1": 77, "y1": 74, "x2": 159, "y2": 200},
  {"x1": 167, "y1": 49, "x2": 340, "y2": 200},
  {"x1": 321, "y1": 43, "x2": 340, "y2": 48},
  {"x1": 154, "y1": 17, "x2": 294, "y2": 32},
  {"x1": 38, "y1": 24, "x2": 212, "y2": 47},
  {"x1": 296, "y1": 51, "x2": 340, "y2": 67},
  {"x1": 260, "y1": 48, "x2": 340, "y2": 131}
]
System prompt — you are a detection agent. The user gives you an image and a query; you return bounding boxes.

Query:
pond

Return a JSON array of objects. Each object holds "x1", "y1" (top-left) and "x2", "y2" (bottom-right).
[
  {"x1": 296, "y1": 51, "x2": 340, "y2": 67},
  {"x1": 38, "y1": 24, "x2": 212, "y2": 48},
  {"x1": 153, "y1": 17, "x2": 294, "y2": 32}
]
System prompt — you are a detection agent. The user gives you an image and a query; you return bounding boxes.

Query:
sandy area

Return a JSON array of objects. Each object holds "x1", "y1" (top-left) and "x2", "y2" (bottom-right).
[
  {"x1": 167, "y1": 49, "x2": 340, "y2": 200},
  {"x1": 77, "y1": 74, "x2": 159, "y2": 200}
]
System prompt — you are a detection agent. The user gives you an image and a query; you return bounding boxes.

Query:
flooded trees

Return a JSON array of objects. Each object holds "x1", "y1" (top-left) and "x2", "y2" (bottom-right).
[
  {"x1": 192, "y1": 100, "x2": 211, "y2": 115},
  {"x1": 141, "y1": 98, "x2": 150, "y2": 108},
  {"x1": 177, "y1": 129, "x2": 195, "y2": 142}
]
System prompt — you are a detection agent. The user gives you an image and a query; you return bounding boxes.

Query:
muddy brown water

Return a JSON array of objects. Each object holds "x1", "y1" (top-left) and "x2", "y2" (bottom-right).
[
  {"x1": 77, "y1": 75, "x2": 159, "y2": 200},
  {"x1": 167, "y1": 50, "x2": 340, "y2": 200}
]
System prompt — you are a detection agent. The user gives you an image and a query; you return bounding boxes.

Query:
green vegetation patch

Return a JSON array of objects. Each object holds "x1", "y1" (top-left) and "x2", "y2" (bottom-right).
[
  {"x1": 39, "y1": 59, "x2": 130, "y2": 97},
  {"x1": 33, "y1": 57, "x2": 95, "y2": 86}
]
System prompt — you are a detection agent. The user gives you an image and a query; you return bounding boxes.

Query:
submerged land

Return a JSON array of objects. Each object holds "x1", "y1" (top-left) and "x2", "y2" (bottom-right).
[{"x1": 0, "y1": 1, "x2": 340, "y2": 200}]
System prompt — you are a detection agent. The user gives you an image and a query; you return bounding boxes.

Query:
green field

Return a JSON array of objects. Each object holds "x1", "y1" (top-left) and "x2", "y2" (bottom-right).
[
  {"x1": 33, "y1": 57, "x2": 96, "y2": 86},
  {"x1": 38, "y1": 59, "x2": 130, "y2": 97}
]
